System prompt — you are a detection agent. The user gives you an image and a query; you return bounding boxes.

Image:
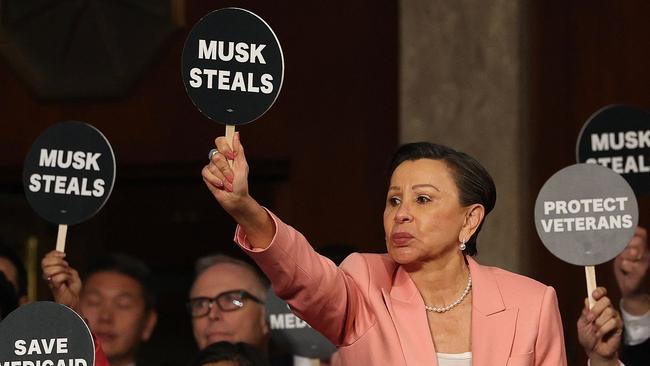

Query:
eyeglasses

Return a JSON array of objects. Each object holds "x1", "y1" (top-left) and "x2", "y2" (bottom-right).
[{"x1": 186, "y1": 290, "x2": 264, "y2": 317}]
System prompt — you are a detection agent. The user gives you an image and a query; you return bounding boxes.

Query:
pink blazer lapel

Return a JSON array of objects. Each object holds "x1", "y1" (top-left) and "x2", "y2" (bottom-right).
[
  {"x1": 468, "y1": 257, "x2": 518, "y2": 366},
  {"x1": 380, "y1": 259, "x2": 518, "y2": 366},
  {"x1": 382, "y1": 266, "x2": 439, "y2": 366}
]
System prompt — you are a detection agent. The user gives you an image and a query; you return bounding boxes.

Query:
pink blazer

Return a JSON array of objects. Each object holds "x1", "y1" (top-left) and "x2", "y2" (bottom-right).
[{"x1": 236, "y1": 212, "x2": 567, "y2": 366}]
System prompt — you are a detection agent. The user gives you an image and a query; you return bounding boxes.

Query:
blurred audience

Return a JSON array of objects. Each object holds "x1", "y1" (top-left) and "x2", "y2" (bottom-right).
[
  {"x1": 188, "y1": 255, "x2": 269, "y2": 351},
  {"x1": 188, "y1": 341, "x2": 270, "y2": 366},
  {"x1": 0, "y1": 243, "x2": 28, "y2": 305},
  {"x1": 42, "y1": 251, "x2": 158, "y2": 366},
  {"x1": 188, "y1": 254, "x2": 293, "y2": 365},
  {"x1": 0, "y1": 270, "x2": 18, "y2": 319},
  {"x1": 614, "y1": 227, "x2": 650, "y2": 365}
]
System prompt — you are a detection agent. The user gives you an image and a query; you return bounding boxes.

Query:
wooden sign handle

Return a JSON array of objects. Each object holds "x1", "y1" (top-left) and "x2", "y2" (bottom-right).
[
  {"x1": 585, "y1": 265, "x2": 597, "y2": 309},
  {"x1": 293, "y1": 356, "x2": 320, "y2": 366},
  {"x1": 225, "y1": 125, "x2": 236, "y2": 167},
  {"x1": 56, "y1": 224, "x2": 68, "y2": 253}
]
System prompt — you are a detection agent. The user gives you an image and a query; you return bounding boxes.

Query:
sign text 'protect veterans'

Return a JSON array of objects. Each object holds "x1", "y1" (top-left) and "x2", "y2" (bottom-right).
[
  {"x1": 539, "y1": 197, "x2": 634, "y2": 233},
  {"x1": 534, "y1": 163, "x2": 638, "y2": 266}
]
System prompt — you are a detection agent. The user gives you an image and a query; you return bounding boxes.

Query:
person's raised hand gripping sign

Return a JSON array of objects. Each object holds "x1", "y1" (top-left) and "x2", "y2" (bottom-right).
[
  {"x1": 577, "y1": 287, "x2": 623, "y2": 366},
  {"x1": 201, "y1": 133, "x2": 275, "y2": 249},
  {"x1": 41, "y1": 250, "x2": 82, "y2": 311},
  {"x1": 202, "y1": 132, "x2": 248, "y2": 209}
]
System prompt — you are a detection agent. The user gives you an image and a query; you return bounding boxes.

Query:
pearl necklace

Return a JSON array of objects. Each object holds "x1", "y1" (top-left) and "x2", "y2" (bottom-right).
[{"x1": 424, "y1": 272, "x2": 472, "y2": 313}]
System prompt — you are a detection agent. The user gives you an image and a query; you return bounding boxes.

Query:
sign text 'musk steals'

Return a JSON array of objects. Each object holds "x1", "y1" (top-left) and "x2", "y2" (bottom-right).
[
  {"x1": 22, "y1": 122, "x2": 116, "y2": 225},
  {"x1": 181, "y1": 8, "x2": 284, "y2": 125},
  {"x1": 577, "y1": 105, "x2": 650, "y2": 197}
]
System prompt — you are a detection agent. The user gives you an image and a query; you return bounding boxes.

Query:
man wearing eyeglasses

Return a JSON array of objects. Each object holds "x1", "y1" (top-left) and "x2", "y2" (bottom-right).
[{"x1": 188, "y1": 254, "x2": 270, "y2": 352}]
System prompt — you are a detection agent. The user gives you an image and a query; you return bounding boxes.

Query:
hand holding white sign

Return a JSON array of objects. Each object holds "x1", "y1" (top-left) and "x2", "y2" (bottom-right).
[{"x1": 577, "y1": 287, "x2": 622, "y2": 366}]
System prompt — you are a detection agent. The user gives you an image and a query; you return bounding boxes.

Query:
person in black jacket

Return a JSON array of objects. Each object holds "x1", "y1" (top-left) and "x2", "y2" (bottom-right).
[{"x1": 614, "y1": 227, "x2": 650, "y2": 365}]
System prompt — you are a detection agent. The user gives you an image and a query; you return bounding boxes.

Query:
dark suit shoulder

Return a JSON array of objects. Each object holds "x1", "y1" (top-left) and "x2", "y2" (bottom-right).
[{"x1": 622, "y1": 336, "x2": 650, "y2": 366}]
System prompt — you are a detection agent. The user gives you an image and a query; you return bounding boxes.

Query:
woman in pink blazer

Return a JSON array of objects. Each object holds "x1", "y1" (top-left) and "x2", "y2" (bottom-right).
[{"x1": 203, "y1": 135, "x2": 617, "y2": 365}]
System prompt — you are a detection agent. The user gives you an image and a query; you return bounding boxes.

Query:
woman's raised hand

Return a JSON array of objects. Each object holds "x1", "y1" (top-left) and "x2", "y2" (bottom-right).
[
  {"x1": 201, "y1": 132, "x2": 275, "y2": 248},
  {"x1": 202, "y1": 132, "x2": 252, "y2": 216}
]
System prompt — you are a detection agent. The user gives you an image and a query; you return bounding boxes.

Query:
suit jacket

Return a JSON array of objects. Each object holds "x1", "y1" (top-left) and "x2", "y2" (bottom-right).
[
  {"x1": 621, "y1": 337, "x2": 650, "y2": 366},
  {"x1": 236, "y1": 211, "x2": 567, "y2": 366}
]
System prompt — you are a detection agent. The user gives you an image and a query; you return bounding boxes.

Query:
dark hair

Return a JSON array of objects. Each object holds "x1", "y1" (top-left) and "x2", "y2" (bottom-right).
[
  {"x1": 388, "y1": 142, "x2": 496, "y2": 256},
  {"x1": 84, "y1": 253, "x2": 156, "y2": 310},
  {"x1": 189, "y1": 341, "x2": 270, "y2": 366},
  {"x1": 0, "y1": 271, "x2": 18, "y2": 320},
  {"x1": 0, "y1": 243, "x2": 27, "y2": 297}
]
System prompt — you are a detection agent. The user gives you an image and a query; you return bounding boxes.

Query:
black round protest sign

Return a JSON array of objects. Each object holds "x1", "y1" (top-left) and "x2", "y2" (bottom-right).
[
  {"x1": 182, "y1": 8, "x2": 284, "y2": 125},
  {"x1": 534, "y1": 163, "x2": 638, "y2": 266},
  {"x1": 23, "y1": 122, "x2": 116, "y2": 225},
  {"x1": 265, "y1": 289, "x2": 336, "y2": 359},
  {"x1": 0, "y1": 302, "x2": 94, "y2": 366},
  {"x1": 577, "y1": 105, "x2": 650, "y2": 197}
]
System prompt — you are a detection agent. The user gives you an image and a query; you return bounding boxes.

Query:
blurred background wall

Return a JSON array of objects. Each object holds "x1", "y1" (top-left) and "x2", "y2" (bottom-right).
[
  {"x1": 1, "y1": 1, "x2": 649, "y2": 365},
  {"x1": 401, "y1": 0, "x2": 528, "y2": 274}
]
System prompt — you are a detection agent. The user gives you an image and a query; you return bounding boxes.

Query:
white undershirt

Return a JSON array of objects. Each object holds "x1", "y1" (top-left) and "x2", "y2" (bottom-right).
[
  {"x1": 620, "y1": 300, "x2": 650, "y2": 345},
  {"x1": 437, "y1": 352, "x2": 472, "y2": 366},
  {"x1": 436, "y1": 351, "x2": 627, "y2": 366}
]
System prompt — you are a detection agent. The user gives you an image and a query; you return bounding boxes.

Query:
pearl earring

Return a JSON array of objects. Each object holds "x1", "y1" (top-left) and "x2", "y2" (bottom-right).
[{"x1": 459, "y1": 239, "x2": 467, "y2": 251}]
